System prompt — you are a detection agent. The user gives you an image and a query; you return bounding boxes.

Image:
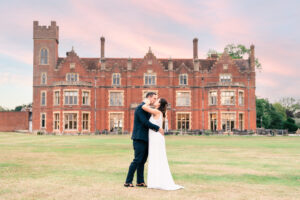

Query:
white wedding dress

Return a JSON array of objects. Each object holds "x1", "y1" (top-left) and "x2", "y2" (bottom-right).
[{"x1": 147, "y1": 113, "x2": 184, "y2": 190}]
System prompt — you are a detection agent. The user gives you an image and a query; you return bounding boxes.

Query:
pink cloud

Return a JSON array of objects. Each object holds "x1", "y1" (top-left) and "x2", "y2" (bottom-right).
[
  {"x1": 55, "y1": 0, "x2": 191, "y2": 58},
  {"x1": 0, "y1": 47, "x2": 32, "y2": 65},
  {"x1": 129, "y1": 0, "x2": 200, "y2": 28},
  {"x1": 0, "y1": 71, "x2": 31, "y2": 87}
]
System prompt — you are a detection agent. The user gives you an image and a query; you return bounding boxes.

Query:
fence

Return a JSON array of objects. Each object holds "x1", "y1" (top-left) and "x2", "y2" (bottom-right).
[{"x1": 36, "y1": 128, "x2": 289, "y2": 136}]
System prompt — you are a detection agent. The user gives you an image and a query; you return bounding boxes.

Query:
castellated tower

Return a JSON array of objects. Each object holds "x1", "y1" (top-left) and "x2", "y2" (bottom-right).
[
  {"x1": 33, "y1": 21, "x2": 59, "y2": 70},
  {"x1": 32, "y1": 21, "x2": 59, "y2": 132}
]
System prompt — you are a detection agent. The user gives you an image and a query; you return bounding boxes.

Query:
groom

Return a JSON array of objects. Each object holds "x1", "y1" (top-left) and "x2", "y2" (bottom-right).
[{"x1": 124, "y1": 92, "x2": 164, "y2": 187}]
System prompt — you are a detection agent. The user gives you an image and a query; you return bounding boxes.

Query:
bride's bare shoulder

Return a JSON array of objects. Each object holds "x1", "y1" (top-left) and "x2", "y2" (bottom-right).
[{"x1": 153, "y1": 110, "x2": 162, "y2": 120}]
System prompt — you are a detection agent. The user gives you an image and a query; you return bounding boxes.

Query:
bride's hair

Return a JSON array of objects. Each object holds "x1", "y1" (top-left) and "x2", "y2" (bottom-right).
[{"x1": 158, "y1": 98, "x2": 168, "y2": 118}]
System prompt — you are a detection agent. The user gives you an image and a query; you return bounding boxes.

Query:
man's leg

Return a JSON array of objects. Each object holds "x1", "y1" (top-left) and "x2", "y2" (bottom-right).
[
  {"x1": 136, "y1": 141, "x2": 148, "y2": 184},
  {"x1": 125, "y1": 140, "x2": 146, "y2": 184}
]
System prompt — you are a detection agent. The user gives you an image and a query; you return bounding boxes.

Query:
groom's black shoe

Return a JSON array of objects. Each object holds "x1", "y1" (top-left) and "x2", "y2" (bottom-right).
[
  {"x1": 124, "y1": 183, "x2": 134, "y2": 187},
  {"x1": 136, "y1": 183, "x2": 147, "y2": 187}
]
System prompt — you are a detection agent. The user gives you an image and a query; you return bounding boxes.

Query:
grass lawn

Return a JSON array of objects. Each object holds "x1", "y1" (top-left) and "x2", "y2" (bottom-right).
[{"x1": 0, "y1": 132, "x2": 300, "y2": 200}]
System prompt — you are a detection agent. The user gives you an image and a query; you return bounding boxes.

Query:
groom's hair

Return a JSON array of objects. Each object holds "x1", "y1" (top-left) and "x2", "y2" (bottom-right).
[{"x1": 146, "y1": 92, "x2": 157, "y2": 98}]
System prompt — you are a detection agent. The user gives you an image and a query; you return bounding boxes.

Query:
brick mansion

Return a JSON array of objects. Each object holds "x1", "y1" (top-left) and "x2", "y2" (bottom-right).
[{"x1": 32, "y1": 21, "x2": 256, "y2": 134}]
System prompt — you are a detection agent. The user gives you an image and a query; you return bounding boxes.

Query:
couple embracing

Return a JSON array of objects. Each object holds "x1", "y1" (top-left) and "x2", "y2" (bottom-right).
[{"x1": 124, "y1": 92, "x2": 184, "y2": 190}]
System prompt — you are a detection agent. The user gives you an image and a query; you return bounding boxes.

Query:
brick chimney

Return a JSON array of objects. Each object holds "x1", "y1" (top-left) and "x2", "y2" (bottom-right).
[
  {"x1": 100, "y1": 36, "x2": 105, "y2": 59},
  {"x1": 168, "y1": 58, "x2": 173, "y2": 70},
  {"x1": 194, "y1": 59, "x2": 199, "y2": 71},
  {"x1": 250, "y1": 44, "x2": 255, "y2": 71},
  {"x1": 193, "y1": 38, "x2": 198, "y2": 59},
  {"x1": 127, "y1": 58, "x2": 132, "y2": 70}
]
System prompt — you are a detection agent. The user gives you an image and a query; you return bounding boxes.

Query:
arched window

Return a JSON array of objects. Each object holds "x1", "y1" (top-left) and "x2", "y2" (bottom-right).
[{"x1": 40, "y1": 48, "x2": 48, "y2": 64}]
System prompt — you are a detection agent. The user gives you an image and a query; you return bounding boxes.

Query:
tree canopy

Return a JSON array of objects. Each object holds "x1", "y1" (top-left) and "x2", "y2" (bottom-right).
[
  {"x1": 207, "y1": 44, "x2": 262, "y2": 69},
  {"x1": 256, "y1": 98, "x2": 299, "y2": 132}
]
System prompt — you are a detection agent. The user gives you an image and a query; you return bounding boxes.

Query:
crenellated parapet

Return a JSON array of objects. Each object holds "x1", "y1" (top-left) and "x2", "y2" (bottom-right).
[{"x1": 33, "y1": 21, "x2": 59, "y2": 43}]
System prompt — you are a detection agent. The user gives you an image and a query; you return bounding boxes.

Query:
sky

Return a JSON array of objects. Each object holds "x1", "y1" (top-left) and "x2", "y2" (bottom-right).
[{"x1": 0, "y1": 0, "x2": 299, "y2": 109}]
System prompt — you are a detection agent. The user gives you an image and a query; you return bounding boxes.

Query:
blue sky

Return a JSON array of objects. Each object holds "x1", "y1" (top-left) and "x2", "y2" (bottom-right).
[{"x1": 0, "y1": 0, "x2": 299, "y2": 109}]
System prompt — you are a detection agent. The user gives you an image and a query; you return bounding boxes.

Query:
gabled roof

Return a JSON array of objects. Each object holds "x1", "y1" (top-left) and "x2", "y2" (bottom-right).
[
  {"x1": 234, "y1": 59, "x2": 250, "y2": 71},
  {"x1": 55, "y1": 49, "x2": 250, "y2": 72},
  {"x1": 81, "y1": 58, "x2": 99, "y2": 70},
  {"x1": 104, "y1": 58, "x2": 142, "y2": 71}
]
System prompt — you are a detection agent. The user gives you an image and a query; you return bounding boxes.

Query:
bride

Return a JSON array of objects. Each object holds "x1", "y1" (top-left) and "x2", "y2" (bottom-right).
[{"x1": 142, "y1": 98, "x2": 184, "y2": 190}]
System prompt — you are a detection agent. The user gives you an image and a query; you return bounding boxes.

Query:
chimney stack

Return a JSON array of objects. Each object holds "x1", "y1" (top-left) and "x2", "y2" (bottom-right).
[
  {"x1": 100, "y1": 36, "x2": 105, "y2": 59},
  {"x1": 127, "y1": 58, "x2": 132, "y2": 70},
  {"x1": 250, "y1": 44, "x2": 255, "y2": 70},
  {"x1": 193, "y1": 38, "x2": 198, "y2": 59},
  {"x1": 168, "y1": 58, "x2": 173, "y2": 70},
  {"x1": 194, "y1": 59, "x2": 199, "y2": 71}
]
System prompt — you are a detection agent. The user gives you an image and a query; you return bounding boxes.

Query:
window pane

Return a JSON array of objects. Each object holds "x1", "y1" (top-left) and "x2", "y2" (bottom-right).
[{"x1": 176, "y1": 92, "x2": 190, "y2": 106}]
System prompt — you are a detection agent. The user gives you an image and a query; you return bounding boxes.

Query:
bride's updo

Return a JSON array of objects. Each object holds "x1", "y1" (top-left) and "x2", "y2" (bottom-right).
[{"x1": 158, "y1": 98, "x2": 168, "y2": 118}]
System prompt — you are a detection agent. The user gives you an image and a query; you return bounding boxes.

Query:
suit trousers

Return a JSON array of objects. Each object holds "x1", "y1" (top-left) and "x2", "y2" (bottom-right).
[{"x1": 125, "y1": 139, "x2": 148, "y2": 184}]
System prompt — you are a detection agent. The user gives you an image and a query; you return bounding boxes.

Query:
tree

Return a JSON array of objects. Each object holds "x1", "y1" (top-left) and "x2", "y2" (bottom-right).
[
  {"x1": 295, "y1": 111, "x2": 300, "y2": 118},
  {"x1": 0, "y1": 106, "x2": 11, "y2": 111},
  {"x1": 14, "y1": 105, "x2": 23, "y2": 111},
  {"x1": 256, "y1": 98, "x2": 273, "y2": 128},
  {"x1": 279, "y1": 97, "x2": 300, "y2": 112},
  {"x1": 273, "y1": 103, "x2": 287, "y2": 121},
  {"x1": 207, "y1": 49, "x2": 222, "y2": 58},
  {"x1": 284, "y1": 117, "x2": 298, "y2": 132},
  {"x1": 256, "y1": 97, "x2": 299, "y2": 132},
  {"x1": 224, "y1": 44, "x2": 249, "y2": 59},
  {"x1": 14, "y1": 103, "x2": 32, "y2": 111},
  {"x1": 207, "y1": 44, "x2": 262, "y2": 69},
  {"x1": 269, "y1": 106, "x2": 284, "y2": 129}
]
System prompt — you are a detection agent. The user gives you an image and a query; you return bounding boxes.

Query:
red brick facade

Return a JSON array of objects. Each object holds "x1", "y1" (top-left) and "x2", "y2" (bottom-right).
[
  {"x1": 0, "y1": 111, "x2": 30, "y2": 132},
  {"x1": 32, "y1": 21, "x2": 256, "y2": 134}
]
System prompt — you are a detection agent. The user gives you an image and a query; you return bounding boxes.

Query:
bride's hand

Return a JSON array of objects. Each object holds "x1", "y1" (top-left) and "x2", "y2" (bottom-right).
[{"x1": 144, "y1": 99, "x2": 150, "y2": 105}]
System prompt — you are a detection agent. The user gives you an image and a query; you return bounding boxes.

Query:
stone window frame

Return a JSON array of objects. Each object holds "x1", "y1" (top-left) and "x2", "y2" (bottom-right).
[
  {"x1": 223, "y1": 64, "x2": 228, "y2": 70},
  {"x1": 176, "y1": 112, "x2": 192, "y2": 130},
  {"x1": 208, "y1": 112, "x2": 218, "y2": 131},
  {"x1": 176, "y1": 90, "x2": 191, "y2": 107},
  {"x1": 144, "y1": 71, "x2": 156, "y2": 86},
  {"x1": 238, "y1": 112, "x2": 244, "y2": 131},
  {"x1": 112, "y1": 73, "x2": 121, "y2": 86},
  {"x1": 53, "y1": 111, "x2": 60, "y2": 131},
  {"x1": 82, "y1": 89, "x2": 91, "y2": 106},
  {"x1": 63, "y1": 111, "x2": 79, "y2": 131},
  {"x1": 39, "y1": 47, "x2": 49, "y2": 65},
  {"x1": 63, "y1": 89, "x2": 79, "y2": 105},
  {"x1": 41, "y1": 90, "x2": 47, "y2": 106},
  {"x1": 208, "y1": 90, "x2": 218, "y2": 106},
  {"x1": 220, "y1": 89, "x2": 236, "y2": 105},
  {"x1": 41, "y1": 72, "x2": 47, "y2": 85},
  {"x1": 66, "y1": 73, "x2": 79, "y2": 82},
  {"x1": 70, "y1": 63, "x2": 75, "y2": 69},
  {"x1": 40, "y1": 112, "x2": 46, "y2": 129},
  {"x1": 108, "y1": 90, "x2": 124, "y2": 106},
  {"x1": 238, "y1": 90, "x2": 244, "y2": 106},
  {"x1": 179, "y1": 73, "x2": 188, "y2": 86},
  {"x1": 82, "y1": 111, "x2": 91, "y2": 132},
  {"x1": 53, "y1": 89, "x2": 60, "y2": 106},
  {"x1": 219, "y1": 73, "x2": 232, "y2": 83},
  {"x1": 220, "y1": 111, "x2": 236, "y2": 132},
  {"x1": 108, "y1": 112, "x2": 124, "y2": 132}
]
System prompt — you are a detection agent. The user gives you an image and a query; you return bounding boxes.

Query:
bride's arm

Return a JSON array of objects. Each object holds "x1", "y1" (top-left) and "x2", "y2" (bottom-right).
[{"x1": 142, "y1": 100, "x2": 160, "y2": 116}]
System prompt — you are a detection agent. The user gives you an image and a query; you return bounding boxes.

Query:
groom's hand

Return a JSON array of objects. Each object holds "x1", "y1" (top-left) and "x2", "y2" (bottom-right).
[{"x1": 158, "y1": 128, "x2": 164, "y2": 136}]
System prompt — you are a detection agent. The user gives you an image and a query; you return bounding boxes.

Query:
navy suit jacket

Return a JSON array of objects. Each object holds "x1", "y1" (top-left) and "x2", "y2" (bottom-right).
[{"x1": 131, "y1": 102, "x2": 160, "y2": 142}]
